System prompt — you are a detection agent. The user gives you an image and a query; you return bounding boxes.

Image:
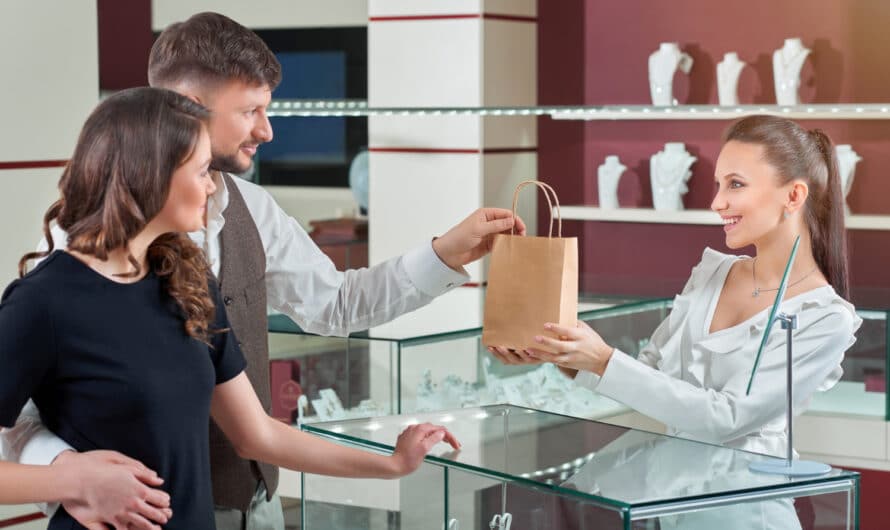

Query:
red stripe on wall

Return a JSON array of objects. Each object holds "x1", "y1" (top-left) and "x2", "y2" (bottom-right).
[
  {"x1": 482, "y1": 14, "x2": 538, "y2": 23},
  {"x1": 0, "y1": 160, "x2": 67, "y2": 170},
  {"x1": 370, "y1": 13, "x2": 537, "y2": 23},
  {"x1": 483, "y1": 147, "x2": 538, "y2": 154},
  {"x1": 369, "y1": 147, "x2": 537, "y2": 154},
  {"x1": 0, "y1": 512, "x2": 46, "y2": 528}
]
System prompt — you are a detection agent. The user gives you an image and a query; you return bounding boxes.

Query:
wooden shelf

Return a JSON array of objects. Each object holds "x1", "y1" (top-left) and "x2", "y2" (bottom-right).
[{"x1": 557, "y1": 206, "x2": 890, "y2": 231}]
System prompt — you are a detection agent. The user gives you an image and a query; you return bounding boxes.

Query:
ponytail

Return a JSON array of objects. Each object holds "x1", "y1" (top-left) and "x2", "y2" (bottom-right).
[
  {"x1": 808, "y1": 129, "x2": 849, "y2": 299},
  {"x1": 723, "y1": 116, "x2": 850, "y2": 299}
]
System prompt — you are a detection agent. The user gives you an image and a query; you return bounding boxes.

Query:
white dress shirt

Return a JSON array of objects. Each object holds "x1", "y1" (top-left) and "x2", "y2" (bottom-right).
[
  {"x1": 1, "y1": 173, "x2": 468, "y2": 510},
  {"x1": 575, "y1": 248, "x2": 861, "y2": 458}
]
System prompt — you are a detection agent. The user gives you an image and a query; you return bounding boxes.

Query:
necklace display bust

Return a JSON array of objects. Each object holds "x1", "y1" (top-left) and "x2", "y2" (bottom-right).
[
  {"x1": 773, "y1": 38, "x2": 811, "y2": 105},
  {"x1": 835, "y1": 144, "x2": 863, "y2": 213},
  {"x1": 648, "y1": 42, "x2": 694, "y2": 106},
  {"x1": 597, "y1": 155, "x2": 627, "y2": 209},
  {"x1": 717, "y1": 52, "x2": 747, "y2": 106},
  {"x1": 650, "y1": 143, "x2": 696, "y2": 211}
]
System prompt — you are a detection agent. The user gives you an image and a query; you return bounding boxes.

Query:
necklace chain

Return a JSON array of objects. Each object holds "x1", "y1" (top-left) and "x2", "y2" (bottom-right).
[{"x1": 751, "y1": 258, "x2": 818, "y2": 298}]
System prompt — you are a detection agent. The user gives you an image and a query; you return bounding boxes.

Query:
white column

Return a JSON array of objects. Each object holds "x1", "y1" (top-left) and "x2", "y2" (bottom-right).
[
  {"x1": 367, "y1": 0, "x2": 538, "y2": 286},
  {"x1": 0, "y1": 0, "x2": 99, "y2": 285}
]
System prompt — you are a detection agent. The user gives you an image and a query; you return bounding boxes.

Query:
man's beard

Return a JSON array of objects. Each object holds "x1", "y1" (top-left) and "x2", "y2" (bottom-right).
[{"x1": 210, "y1": 150, "x2": 251, "y2": 175}]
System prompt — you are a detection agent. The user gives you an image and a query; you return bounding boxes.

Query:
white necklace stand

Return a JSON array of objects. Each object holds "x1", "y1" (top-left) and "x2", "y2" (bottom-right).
[
  {"x1": 648, "y1": 43, "x2": 694, "y2": 106},
  {"x1": 773, "y1": 38, "x2": 811, "y2": 105},
  {"x1": 836, "y1": 144, "x2": 862, "y2": 214},
  {"x1": 650, "y1": 143, "x2": 696, "y2": 211},
  {"x1": 597, "y1": 155, "x2": 627, "y2": 209},
  {"x1": 717, "y1": 52, "x2": 747, "y2": 106}
]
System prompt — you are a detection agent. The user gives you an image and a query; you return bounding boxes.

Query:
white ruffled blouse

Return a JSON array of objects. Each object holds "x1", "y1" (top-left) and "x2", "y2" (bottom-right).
[{"x1": 575, "y1": 248, "x2": 862, "y2": 458}]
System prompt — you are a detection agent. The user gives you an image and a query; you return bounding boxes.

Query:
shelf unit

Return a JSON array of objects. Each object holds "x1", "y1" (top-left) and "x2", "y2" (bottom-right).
[
  {"x1": 268, "y1": 100, "x2": 890, "y2": 120},
  {"x1": 555, "y1": 206, "x2": 890, "y2": 231}
]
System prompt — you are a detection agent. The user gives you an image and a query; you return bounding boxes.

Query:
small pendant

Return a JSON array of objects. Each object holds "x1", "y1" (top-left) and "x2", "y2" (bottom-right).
[{"x1": 752, "y1": 288, "x2": 760, "y2": 298}]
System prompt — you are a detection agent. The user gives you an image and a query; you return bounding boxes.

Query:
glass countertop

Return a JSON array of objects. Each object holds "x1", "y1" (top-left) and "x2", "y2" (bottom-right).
[
  {"x1": 303, "y1": 405, "x2": 858, "y2": 513},
  {"x1": 268, "y1": 289, "x2": 655, "y2": 344}
]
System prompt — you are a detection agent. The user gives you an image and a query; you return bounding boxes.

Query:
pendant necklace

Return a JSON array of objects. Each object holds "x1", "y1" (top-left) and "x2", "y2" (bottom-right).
[{"x1": 751, "y1": 257, "x2": 818, "y2": 298}]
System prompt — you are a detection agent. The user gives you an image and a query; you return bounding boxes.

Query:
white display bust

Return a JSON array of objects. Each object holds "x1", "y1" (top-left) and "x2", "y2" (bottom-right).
[
  {"x1": 772, "y1": 38, "x2": 811, "y2": 105},
  {"x1": 717, "y1": 52, "x2": 747, "y2": 106},
  {"x1": 597, "y1": 155, "x2": 627, "y2": 209},
  {"x1": 835, "y1": 144, "x2": 862, "y2": 213},
  {"x1": 648, "y1": 42, "x2": 694, "y2": 106},
  {"x1": 650, "y1": 143, "x2": 696, "y2": 211}
]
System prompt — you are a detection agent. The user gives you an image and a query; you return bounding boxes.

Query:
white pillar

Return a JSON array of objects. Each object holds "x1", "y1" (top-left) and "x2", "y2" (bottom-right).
[
  {"x1": 0, "y1": 0, "x2": 99, "y2": 285},
  {"x1": 368, "y1": 0, "x2": 538, "y2": 285}
]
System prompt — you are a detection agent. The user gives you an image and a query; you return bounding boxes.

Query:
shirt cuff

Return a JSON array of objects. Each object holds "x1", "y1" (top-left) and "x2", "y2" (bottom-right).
[
  {"x1": 402, "y1": 242, "x2": 469, "y2": 298},
  {"x1": 19, "y1": 430, "x2": 75, "y2": 467},
  {"x1": 573, "y1": 369, "x2": 602, "y2": 390},
  {"x1": 594, "y1": 349, "x2": 639, "y2": 401}
]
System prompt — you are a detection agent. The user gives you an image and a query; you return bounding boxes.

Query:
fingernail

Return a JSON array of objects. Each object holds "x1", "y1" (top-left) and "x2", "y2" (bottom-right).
[
  {"x1": 544, "y1": 323, "x2": 553, "y2": 330},
  {"x1": 534, "y1": 336, "x2": 543, "y2": 343}
]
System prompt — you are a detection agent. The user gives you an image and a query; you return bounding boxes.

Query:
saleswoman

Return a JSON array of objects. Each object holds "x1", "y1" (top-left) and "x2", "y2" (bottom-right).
[{"x1": 491, "y1": 115, "x2": 861, "y2": 459}]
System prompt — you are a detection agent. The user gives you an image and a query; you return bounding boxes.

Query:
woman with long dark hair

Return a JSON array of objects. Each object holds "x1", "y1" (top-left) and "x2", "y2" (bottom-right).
[
  {"x1": 0, "y1": 87, "x2": 458, "y2": 529},
  {"x1": 492, "y1": 115, "x2": 861, "y2": 527}
]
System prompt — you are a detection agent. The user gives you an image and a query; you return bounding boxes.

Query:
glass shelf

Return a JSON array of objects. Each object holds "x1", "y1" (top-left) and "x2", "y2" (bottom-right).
[
  {"x1": 301, "y1": 405, "x2": 859, "y2": 529},
  {"x1": 268, "y1": 99, "x2": 890, "y2": 120},
  {"x1": 558, "y1": 206, "x2": 890, "y2": 231}
]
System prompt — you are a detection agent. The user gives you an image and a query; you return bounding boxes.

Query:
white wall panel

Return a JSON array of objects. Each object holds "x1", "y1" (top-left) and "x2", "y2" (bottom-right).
[
  {"x1": 0, "y1": 168, "x2": 62, "y2": 286},
  {"x1": 794, "y1": 414, "x2": 886, "y2": 461},
  {"x1": 483, "y1": 0, "x2": 536, "y2": 17},
  {"x1": 368, "y1": 152, "x2": 482, "y2": 278},
  {"x1": 482, "y1": 116, "x2": 537, "y2": 149},
  {"x1": 482, "y1": 20, "x2": 537, "y2": 106},
  {"x1": 369, "y1": 115, "x2": 480, "y2": 149},
  {"x1": 369, "y1": 0, "x2": 482, "y2": 17},
  {"x1": 369, "y1": 19, "x2": 481, "y2": 107},
  {"x1": 153, "y1": 0, "x2": 368, "y2": 30},
  {"x1": 0, "y1": 0, "x2": 98, "y2": 162}
]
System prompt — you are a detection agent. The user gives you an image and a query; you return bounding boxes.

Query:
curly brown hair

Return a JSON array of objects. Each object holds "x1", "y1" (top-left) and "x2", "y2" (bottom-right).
[{"x1": 19, "y1": 87, "x2": 220, "y2": 343}]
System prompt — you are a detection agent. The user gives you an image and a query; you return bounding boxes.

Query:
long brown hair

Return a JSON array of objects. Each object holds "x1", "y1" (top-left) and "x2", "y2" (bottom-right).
[
  {"x1": 19, "y1": 87, "x2": 219, "y2": 342},
  {"x1": 723, "y1": 115, "x2": 849, "y2": 299}
]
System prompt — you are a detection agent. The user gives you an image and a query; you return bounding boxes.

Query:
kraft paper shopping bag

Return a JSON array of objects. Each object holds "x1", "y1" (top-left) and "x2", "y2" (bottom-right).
[{"x1": 482, "y1": 180, "x2": 578, "y2": 353}]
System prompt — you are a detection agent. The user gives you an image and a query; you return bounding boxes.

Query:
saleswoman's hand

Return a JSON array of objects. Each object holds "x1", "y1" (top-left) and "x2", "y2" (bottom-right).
[
  {"x1": 390, "y1": 423, "x2": 461, "y2": 477},
  {"x1": 526, "y1": 320, "x2": 615, "y2": 376}
]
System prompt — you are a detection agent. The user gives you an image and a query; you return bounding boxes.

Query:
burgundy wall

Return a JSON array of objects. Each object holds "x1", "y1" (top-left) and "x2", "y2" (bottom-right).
[
  {"x1": 539, "y1": 0, "x2": 890, "y2": 306},
  {"x1": 97, "y1": 0, "x2": 152, "y2": 90}
]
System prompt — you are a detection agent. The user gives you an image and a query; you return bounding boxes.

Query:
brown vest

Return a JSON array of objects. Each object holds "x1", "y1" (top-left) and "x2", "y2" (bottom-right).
[{"x1": 210, "y1": 173, "x2": 278, "y2": 511}]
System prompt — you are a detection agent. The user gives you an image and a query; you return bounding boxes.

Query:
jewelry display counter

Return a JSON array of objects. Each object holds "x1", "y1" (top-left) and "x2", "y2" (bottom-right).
[{"x1": 301, "y1": 405, "x2": 859, "y2": 529}]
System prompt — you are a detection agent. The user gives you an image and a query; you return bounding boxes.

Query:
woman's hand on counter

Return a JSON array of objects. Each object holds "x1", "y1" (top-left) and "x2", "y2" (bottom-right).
[{"x1": 389, "y1": 423, "x2": 461, "y2": 477}]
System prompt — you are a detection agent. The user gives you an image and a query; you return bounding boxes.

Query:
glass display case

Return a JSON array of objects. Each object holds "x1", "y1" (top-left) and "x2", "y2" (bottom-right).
[
  {"x1": 266, "y1": 290, "x2": 661, "y2": 424},
  {"x1": 804, "y1": 304, "x2": 889, "y2": 421},
  {"x1": 300, "y1": 405, "x2": 859, "y2": 529},
  {"x1": 269, "y1": 292, "x2": 886, "y2": 427}
]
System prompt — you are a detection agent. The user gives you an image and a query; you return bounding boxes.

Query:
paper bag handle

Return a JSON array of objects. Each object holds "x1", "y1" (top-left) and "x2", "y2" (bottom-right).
[{"x1": 511, "y1": 180, "x2": 562, "y2": 237}]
